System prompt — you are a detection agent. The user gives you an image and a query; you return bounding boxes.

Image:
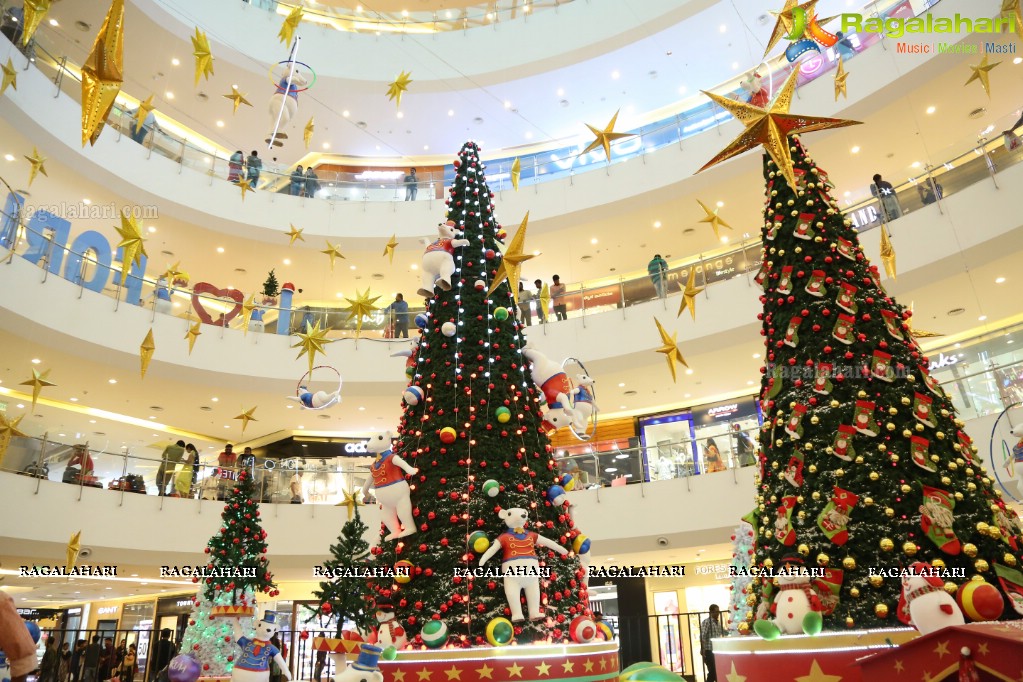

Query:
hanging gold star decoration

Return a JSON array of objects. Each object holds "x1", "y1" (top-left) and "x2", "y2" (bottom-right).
[
  {"x1": 965, "y1": 54, "x2": 1001, "y2": 98},
  {"x1": 24, "y1": 147, "x2": 48, "y2": 187},
  {"x1": 336, "y1": 489, "x2": 363, "y2": 520},
  {"x1": 0, "y1": 412, "x2": 27, "y2": 466},
  {"x1": 383, "y1": 235, "x2": 399, "y2": 263},
  {"x1": 1, "y1": 58, "x2": 17, "y2": 97},
  {"x1": 487, "y1": 212, "x2": 536, "y2": 306},
  {"x1": 762, "y1": 0, "x2": 820, "y2": 57},
  {"x1": 241, "y1": 294, "x2": 257, "y2": 336},
  {"x1": 879, "y1": 225, "x2": 896, "y2": 280},
  {"x1": 1003, "y1": 0, "x2": 1023, "y2": 40},
  {"x1": 115, "y1": 209, "x2": 147, "y2": 285},
  {"x1": 20, "y1": 368, "x2": 56, "y2": 412},
  {"x1": 192, "y1": 28, "x2": 215, "y2": 86},
  {"x1": 906, "y1": 302, "x2": 943, "y2": 339},
  {"x1": 285, "y1": 224, "x2": 305, "y2": 245},
  {"x1": 162, "y1": 261, "x2": 183, "y2": 283},
  {"x1": 81, "y1": 0, "x2": 124, "y2": 147},
  {"x1": 304, "y1": 117, "x2": 314, "y2": 149},
  {"x1": 511, "y1": 157, "x2": 521, "y2": 191},
  {"x1": 386, "y1": 70, "x2": 412, "y2": 108},
  {"x1": 278, "y1": 5, "x2": 304, "y2": 44},
  {"x1": 139, "y1": 328, "x2": 156, "y2": 379},
  {"x1": 234, "y1": 406, "x2": 258, "y2": 435},
  {"x1": 223, "y1": 86, "x2": 252, "y2": 114},
  {"x1": 237, "y1": 177, "x2": 253, "y2": 201},
  {"x1": 65, "y1": 531, "x2": 82, "y2": 574},
  {"x1": 834, "y1": 57, "x2": 848, "y2": 101},
  {"x1": 21, "y1": 0, "x2": 53, "y2": 46},
  {"x1": 539, "y1": 283, "x2": 550, "y2": 321},
  {"x1": 698, "y1": 70, "x2": 860, "y2": 192},
  {"x1": 676, "y1": 266, "x2": 704, "y2": 321},
  {"x1": 653, "y1": 318, "x2": 688, "y2": 384},
  {"x1": 292, "y1": 319, "x2": 333, "y2": 371},
  {"x1": 696, "y1": 199, "x2": 732, "y2": 240},
  {"x1": 344, "y1": 288, "x2": 381, "y2": 338},
  {"x1": 185, "y1": 320, "x2": 202, "y2": 354},
  {"x1": 321, "y1": 240, "x2": 345, "y2": 271},
  {"x1": 580, "y1": 110, "x2": 634, "y2": 163},
  {"x1": 134, "y1": 95, "x2": 156, "y2": 135}
]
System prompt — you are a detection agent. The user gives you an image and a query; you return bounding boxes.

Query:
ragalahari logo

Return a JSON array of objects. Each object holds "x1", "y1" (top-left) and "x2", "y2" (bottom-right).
[{"x1": 779, "y1": 5, "x2": 839, "y2": 62}]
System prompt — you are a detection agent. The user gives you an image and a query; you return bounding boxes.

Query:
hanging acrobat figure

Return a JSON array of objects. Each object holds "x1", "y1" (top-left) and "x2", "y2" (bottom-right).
[{"x1": 266, "y1": 38, "x2": 315, "y2": 148}]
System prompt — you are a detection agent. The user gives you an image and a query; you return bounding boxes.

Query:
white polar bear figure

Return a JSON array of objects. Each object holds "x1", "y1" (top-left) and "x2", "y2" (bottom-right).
[
  {"x1": 478, "y1": 508, "x2": 568, "y2": 622},
  {"x1": 569, "y1": 374, "x2": 599, "y2": 431},
  {"x1": 752, "y1": 556, "x2": 824, "y2": 640},
  {"x1": 417, "y1": 221, "x2": 470, "y2": 298},
  {"x1": 154, "y1": 277, "x2": 173, "y2": 315},
  {"x1": 230, "y1": 611, "x2": 292, "y2": 682},
  {"x1": 286, "y1": 385, "x2": 341, "y2": 410},
  {"x1": 901, "y1": 562, "x2": 964, "y2": 635},
  {"x1": 268, "y1": 70, "x2": 309, "y2": 140},
  {"x1": 523, "y1": 348, "x2": 579, "y2": 426},
  {"x1": 334, "y1": 644, "x2": 384, "y2": 682},
  {"x1": 366, "y1": 431, "x2": 419, "y2": 541}
]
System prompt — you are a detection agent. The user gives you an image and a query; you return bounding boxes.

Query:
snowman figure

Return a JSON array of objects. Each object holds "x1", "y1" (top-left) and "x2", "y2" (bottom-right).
[
  {"x1": 365, "y1": 431, "x2": 418, "y2": 541},
  {"x1": 334, "y1": 644, "x2": 383, "y2": 682},
  {"x1": 230, "y1": 612, "x2": 291, "y2": 682},
  {"x1": 753, "y1": 555, "x2": 824, "y2": 640},
  {"x1": 286, "y1": 386, "x2": 341, "y2": 410},
  {"x1": 367, "y1": 601, "x2": 407, "y2": 650},
  {"x1": 899, "y1": 562, "x2": 964, "y2": 635}
]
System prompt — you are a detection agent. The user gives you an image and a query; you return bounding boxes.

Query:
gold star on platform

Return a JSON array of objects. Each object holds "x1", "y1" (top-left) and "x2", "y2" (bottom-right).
[
  {"x1": 285, "y1": 224, "x2": 305, "y2": 245},
  {"x1": 474, "y1": 665, "x2": 494, "y2": 679},
  {"x1": 278, "y1": 5, "x2": 304, "y2": 44},
  {"x1": 697, "y1": 70, "x2": 860, "y2": 192},
  {"x1": 344, "y1": 288, "x2": 381, "y2": 338},
  {"x1": 794, "y1": 660, "x2": 842, "y2": 682},
  {"x1": 135, "y1": 95, "x2": 156, "y2": 135},
  {"x1": 415, "y1": 668, "x2": 431, "y2": 682},
  {"x1": 234, "y1": 406, "x2": 258, "y2": 435},
  {"x1": 185, "y1": 321, "x2": 202, "y2": 354},
  {"x1": 237, "y1": 177, "x2": 253, "y2": 201},
  {"x1": 697, "y1": 199, "x2": 732, "y2": 240},
  {"x1": 383, "y1": 234, "x2": 399, "y2": 263},
  {"x1": 893, "y1": 660, "x2": 904, "y2": 673},
  {"x1": 933, "y1": 640, "x2": 950, "y2": 658},
  {"x1": 21, "y1": 0, "x2": 53, "y2": 46},
  {"x1": 677, "y1": 266, "x2": 704, "y2": 321},
  {"x1": 487, "y1": 212, "x2": 536, "y2": 306},
  {"x1": 965, "y1": 54, "x2": 1001, "y2": 98},
  {"x1": 20, "y1": 368, "x2": 55, "y2": 412},
  {"x1": 443, "y1": 666, "x2": 462, "y2": 680},
  {"x1": 534, "y1": 662, "x2": 551, "y2": 677},
  {"x1": 115, "y1": 210, "x2": 147, "y2": 285},
  {"x1": 304, "y1": 117, "x2": 315, "y2": 149},
  {"x1": 392, "y1": 673, "x2": 407, "y2": 682},
  {"x1": 81, "y1": 0, "x2": 124, "y2": 147},
  {"x1": 834, "y1": 57, "x2": 849, "y2": 100},
  {"x1": 292, "y1": 320, "x2": 332, "y2": 372},
  {"x1": 977, "y1": 642, "x2": 990, "y2": 656},
  {"x1": 1003, "y1": 0, "x2": 1023, "y2": 40},
  {"x1": 139, "y1": 328, "x2": 156, "y2": 379},
  {"x1": 1, "y1": 58, "x2": 17, "y2": 97},
  {"x1": 223, "y1": 86, "x2": 252, "y2": 114},
  {"x1": 763, "y1": 0, "x2": 820, "y2": 57},
  {"x1": 65, "y1": 530, "x2": 82, "y2": 574},
  {"x1": 560, "y1": 662, "x2": 574, "y2": 673},
  {"x1": 726, "y1": 662, "x2": 747, "y2": 682},
  {"x1": 580, "y1": 110, "x2": 634, "y2": 163},
  {"x1": 654, "y1": 318, "x2": 688, "y2": 383},
  {"x1": 241, "y1": 294, "x2": 257, "y2": 336},
  {"x1": 505, "y1": 663, "x2": 523, "y2": 679},
  {"x1": 24, "y1": 147, "x2": 47, "y2": 187},
  {"x1": 582, "y1": 660, "x2": 594, "y2": 673},
  {"x1": 879, "y1": 225, "x2": 896, "y2": 280},
  {"x1": 335, "y1": 489, "x2": 363, "y2": 520},
  {"x1": 0, "y1": 412, "x2": 27, "y2": 465},
  {"x1": 386, "y1": 70, "x2": 412, "y2": 108},
  {"x1": 192, "y1": 28, "x2": 214, "y2": 86},
  {"x1": 321, "y1": 240, "x2": 345, "y2": 271}
]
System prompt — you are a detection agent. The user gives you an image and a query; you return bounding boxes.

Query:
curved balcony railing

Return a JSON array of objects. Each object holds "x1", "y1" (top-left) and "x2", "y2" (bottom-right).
[{"x1": 0, "y1": 0, "x2": 951, "y2": 205}]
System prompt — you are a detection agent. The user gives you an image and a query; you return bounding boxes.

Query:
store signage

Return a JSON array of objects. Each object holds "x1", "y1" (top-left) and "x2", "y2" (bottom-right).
[
  {"x1": 97, "y1": 606, "x2": 119, "y2": 615},
  {"x1": 694, "y1": 563, "x2": 732, "y2": 580},
  {"x1": 344, "y1": 441, "x2": 369, "y2": 454},
  {"x1": 928, "y1": 353, "x2": 959, "y2": 371},
  {"x1": 16, "y1": 608, "x2": 62, "y2": 619},
  {"x1": 176, "y1": 599, "x2": 193, "y2": 608},
  {"x1": 67, "y1": 608, "x2": 82, "y2": 615},
  {"x1": 692, "y1": 397, "x2": 760, "y2": 426}
]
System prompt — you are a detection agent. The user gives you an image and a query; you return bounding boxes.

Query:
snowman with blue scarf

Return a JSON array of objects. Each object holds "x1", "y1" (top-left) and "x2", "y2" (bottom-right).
[{"x1": 230, "y1": 611, "x2": 291, "y2": 682}]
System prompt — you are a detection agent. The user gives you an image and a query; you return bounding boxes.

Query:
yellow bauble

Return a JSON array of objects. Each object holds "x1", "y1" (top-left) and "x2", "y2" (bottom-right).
[
  {"x1": 772, "y1": 461, "x2": 780, "y2": 469},
  {"x1": 737, "y1": 622, "x2": 749, "y2": 634},
  {"x1": 759, "y1": 504, "x2": 766, "y2": 512},
  {"x1": 817, "y1": 553, "x2": 830, "y2": 566},
  {"x1": 963, "y1": 543, "x2": 978, "y2": 557},
  {"x1": 869, "y1": 472, "x2": 880, "y2": 481},
  {"x1": 901, "y1": 397, "x2": 912, "y2": 406},
  {"x1": 976, "y1": 522, "x2": 990, "y2": 534},
  {"x1": 831, "y1": 400, "x2": 841, "y2": 408},
  {"x1": 900, "y1": 484, "x2": 912, "y2": 493},
  {"x1": 885, "y1": 508, "x2": 895, "y2": 518},
  {"x1": 825, "y1": 447, "x2": 835, "y2": 455},
  {"x1": 948, "y1": 461, "x2": 958, "y2": 471},
  {"x1": 889, "y1": 455, "x2": 899, "y2": 464},
  {"x1": 989, "y1": 527, "x2": 1002, "y2": 540},
  {"x1": 880, "y1": 538, "x2": 894, "y2": 552},
  {"x1": 770, "y1": 495, "x2": 778, "y2": 503},
  {"x1": 764, "y1": 559, "x2": 774, "y2": 569},
  {"x1": 1004, "y1": 554, "x2": 1018, "y2": 567},
  {"x1": 941, "y1": 409, "x2": 950, "y2": 417},
  {"x1": 797, "y1": 510, "x2": 806, "y2": 520},
  {"x1": 902, "y1": 429, "x2": 913, "y2": 438},
  {"x1": 941, "y1": 476, "x2": 951, "y2": 486},
  {"x1": 855, "y1": 456, "x2": 864, "y2": 464},
  {"x1": 903, "y1": 542, "x2": 918, "y2": 556},
  {"x1": 886, "y1": 423, "x2": 897, "y2": 432},
  {"x1": 765, "y1": 530, "x2": 773, "y2": 539},
  {"x1": 797, "y1": 495, "x2": 805, "y2": 504},
  {"x1": 975, "y1": 559, "x2": 990, "y2": 572},
  {"x1": 967, "y1": 482, "x2": 977, "y2": 491},
  {"x1": 954, "y1": 492, "x2": 964, "y2": 501},
  {"x1": 798, "y1": 544, "x2": 810, "y2": 556},
  {"x1": 842, "y1": 557, "x2": 856, "y2": 570},
  {"x1": 845, "y1": 617, "x2": 855, "y2": 627},
  {"x1": 804, "y1": 443, "x2": 814, "y2": 451},
  {"x1": 857, "y1": 390, "x2": 867, "y2": 399},
  {"x1": 808, "y1": 464, "x2": 818, "y2": 474},
  {"x1": 869, "y1": 575, "x2": 884, "y2": 588},
  {"x1": 888, "y1": 407, "x2": 899, "y2": 416},
  {"x1": 850, "y1": 587, "x2": 860, "y2": 598},
  {"x1": 936, "y1": 431, "x2": 946, "y2": 440},
  {"x1": 932, "y1": 559, "x2": 946, "y2": 569},
  {"x1": 835, "y1": 469, "x2": 845, "y2": 477},
  {"x1": 864, "y1": 497, "x2": 874, "y2": 506},
  {"x1": 812, "y1": 491, "x2": 821, "y2": 501},
  {"x1": 944, "y1": 582, "x2": 958, "y2": 595},
  {"x1": 875, "y1": 603, "x2": 889, "y2": 618},
  {"x1": 878, "y1": 444, "x2": 887, "y2": 452},
  {"x1": 746, "y1": 594, "x2": 757, "y2": 606},
  {"x1": 931, "y1": 454, "x2": 940, "y2": 462},
  {"x1": 810, "y1": 416, "x2": 820, "y2": 425},
  {"x1": 915, "y1": 423, "x2": 925, "y2": 432}
]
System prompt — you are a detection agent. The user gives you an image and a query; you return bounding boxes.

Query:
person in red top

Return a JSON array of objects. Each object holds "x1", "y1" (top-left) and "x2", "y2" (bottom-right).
[
  {"x1": 217, "y1": 444, "x2": 237, "y2": 500},
  {"x1": 68, "y1": 444, "x2": 94, "y2": 477}
]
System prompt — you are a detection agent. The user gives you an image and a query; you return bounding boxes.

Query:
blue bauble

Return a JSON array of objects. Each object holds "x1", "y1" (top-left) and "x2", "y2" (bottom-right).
[
  {"x1": 547, "y1": 485, "x2": 568, "y2": 507},
  {"x1": 25, "y1": 621, "x2": 41, "y2": 643},
  {"x1": 404, "y1": 386, "x2": 425, "y2": 406},
  {"x1": 414, "y1": 313, "x2": 429, "y2": 329}
]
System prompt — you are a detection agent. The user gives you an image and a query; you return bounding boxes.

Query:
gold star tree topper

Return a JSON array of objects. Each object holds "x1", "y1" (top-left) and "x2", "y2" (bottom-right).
[
  {"x1": 279, "y1": 5, "x2": 304, "y2": 44},
  {"x1": 21, "y1": 0, "x2": 53, "y2": 46},
  {"x1": 81, "y1": 0, "x2": 124, "y2": 147},
  {"x1": 135, "y1": 95, "x2": 156, "y2": 135},
  {"x1": 185, "y1": 320, "x2": 202, "y2": 354},
  {"x1": 321, "y1": 241, "x2": 345, "y2": 271},
  {"x1": 292, "y1": 320, "x2": 332, "y2": 371},
  {"x1": 139, "y1": 328, "x2": 156, "y2": 379},
  {"x1": 580, "y1": 110, "x2": 634, "y2": 163},
  {"x1": 677, "y1": 266, "x2": 704, "y2": 321},
  {"x1": 336, "y1": 489, "x2": 363, "y2": 520},
  {"x1": 1, "y1": 58, "x2": 17, "y2": 97},
  {"x1": 223, "y1": 86, "x2": 252, "y2": 114},
  {"x1": 965, "y1": 54, "x2": 1001, "y2": 98},
  {"x1": 834, "y1": 57, "x2": 849, "y2": 101},
  {"x1": 24, "y1": 147, "x2": 48, "y2": 187},
  {"x1": 383, "y1": 235, "x2": 399, "y2": 263},
  {"x1": 115, "y1": 209, "x2": 147, "y2": 285},
  {"x1": 234, "y1": 407, "x2": 258, "y2": 435},
  {"x1": 487, "y1": 212, "x2": 536, "y2": 306},
  {"x1": 304, "y1": 117, "x2": 315, "y2": 149},
  {"x1": 20, "y1": 368, "x2": 56, "y2": 412},
  {"x1": 386, "y1": 71, "x2": 412, "y2": 108},
  {"x1": 762, "y1": 0, "x2": 821, "y2": 57},
  {"x1": 697, "y1": 70, "x2": 860, "y2": 192},
  {"x1": 697, "y1": 199, "x2": 732, "y2": 240},
  {"x1": 192, "y1": 28, "x2": 214, "y2": 86},
  {"x1": 285, "y1": 224, "x2": 305, "y2": 245},
  {"x1": 344, "y1": 288, "x2": 381, "y2": 338},
  {"x1": 653, "y1": 318, "x2": 688, "y2": 383}
]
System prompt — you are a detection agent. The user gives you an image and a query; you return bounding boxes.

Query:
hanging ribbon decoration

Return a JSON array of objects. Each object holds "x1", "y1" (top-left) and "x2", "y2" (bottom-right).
[{"x1": 783, "y1": 8, "x2": 838, "y2": 62}]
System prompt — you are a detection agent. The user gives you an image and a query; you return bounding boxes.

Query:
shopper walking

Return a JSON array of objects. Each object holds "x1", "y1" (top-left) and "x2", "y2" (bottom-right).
[
  {"x1": 386, "y1": 293, "x2": 409, "y2": 338},
  {"x1": 550, "y1": 275, "x2": 567, "y2": 321},
  {"x1": 304, "y1": 166, "x2": 320, "y2": 197},
  {"x1": 313, "y1": 648, "x2": 327, "y2": 682},
  {"x1": 82, "y1": 637, "x2": 102, "y2": 682},
  {"x1": 174, "y1": 444, "x2": 198, "y2": 497},
  {"x1": 404, "y1": 168, "x2": 418, "y2": 201},
  {"x1": 700, "y1": 605, "x2": 725, "y2": 682},
  {"x1": 148, "y1": 630, "x2": 174, "y2": 681},
  {"x1": 517, "y1": 282, "x2": 533, "y2": 326},
  {"x1": 40, "y1": 637, "x2": 60, "y2": 682},
  {"x1": 533, "y1": 279, "x2": 548, "y2": 323},
  {"x1": 290, "y1": 469, "x2": 304, "y2": 503},
  {"x1": 290, "y1": 166, "x2": 305, "y2": 196},
  {"x1": 228, "y1": 151, "x2": 244, "y2": 183},
  {"x1": 70, "y1": 639, "x2": 86, "y2": 682},
  {"x1": 870, "y1": 173, "x2": 902, "y2": 222},
  {"x1": 703, "y1": 437, "x2": 726, "y2": 473},
  {"x1": 733, "y1": 424, "x2": 756, "y2": 467},
  {"x1": 647, "y1": 254, "x2": 668, "y2": 298},
  {"x1": 99, "y1": 638, "x2": 115, "y2": 682},
  {"x1": 217, "y1": 444, "x2": 237, "y2": 501},
  {"x1": 246, "y1": 151, "x2": 262, "y2": 189},
  {"x1": 59, "y1": 643, "x2": 72, "y2": 682},
  {"x1": 155, "y1": 440, "x2": 185, "y2": 496}
]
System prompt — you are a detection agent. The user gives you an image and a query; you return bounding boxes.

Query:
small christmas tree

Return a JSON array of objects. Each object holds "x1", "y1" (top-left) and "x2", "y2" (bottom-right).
[
  {"x1": 727, "y1": 520, "x2": 756, "y2": 634},
  {"x1": 179, "y1": 589, "x2": 256, "y2": 677},
  {"x1": 307, "y1": 509, "x2": 376, "y2": 638},
  {"x1": 262, "y1": 269, "x2": 280, "y2": 299}
]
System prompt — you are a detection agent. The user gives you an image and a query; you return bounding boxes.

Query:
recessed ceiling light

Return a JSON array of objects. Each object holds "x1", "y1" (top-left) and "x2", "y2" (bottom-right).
[
  {"x1": 653, "y1": 221, "x2": 662, "y2": 228},
  {"x1": 731, "y1": 62, "x2": 739, "y2": 70},
  {"x1": 979, "y1": 315, "x2": 987, "y2": 321},
  {"x1": 911, "y1": 161, "x2": 921, "y2": 168},
  {"x1": 719, "y1": 24, "x2": 727, "y2": 32},
  {"x1": 954, "y1": 342, "x2": 961, "y2": 348},
  {"x1": 747, "y1": 380, "x2": 754, "y2": 385},
  {"x1": 147, "y1": 226, "x2": 157, "y2": 233},
  {"x1": 720, "y1": 236, "x2": 729, "y2": 243},
  {"x1": 619, "y1": 405, "x2": 626, "y2": 409},
  {"x1": 685, "y1": 369, "x2": 693, "y2": 375},
  {"x1": 216, "y1": 247, "x2": 225, "y2": 253},
  {"x1": 59, "y1": 433, "x2": 66, "y2": 437},
  {"x1": 31, "y1": 358, "x2": 41, "y2": 364},
  {"x1": 424, "y1": 144, "x2": 430, "y2": 150},
  {"x1": 149, "y1": 416, "x2": 156, "y2": 420},
  {"x1": 996, "y1": 276, "x2": 1006, "y2": 284},
  {"x1": 590, "y1": 238, "x2": 598, "y2": 244},
  {"x1": 618, "y1": 383, "x2": 625, "y2": 387},
  {"x1": 850, "y1": 145, "x2": 860, "y2": 154},
  {"x1": 524, "y1": 132, "x2": 532, "y2": 140},
  {"x1": 716, "y1": 201, "x2": 724, "y2": 208},
  {"x1": 411, "y1": 264, "x2": 418, "y2": 270},
  {"x1": 349, "y1": 265, "x2": 357, "y2": 270},
  {"x1": 16, "y1": 404, "x2": 24, "y2": 409},
  {"x1": 89, "y1": 419, "x2": 96, "y2": 424},
  {"x1": 753, "y1": 353, "x2": 761, "y2": 358},
  {"x1": 1015, "y1": 57, "x2": 1023, "y2": 65},
  {"x1": 611, "y1": 70, "x2": 620, "y2": 80},
  {"x1": 108, "y1": 378, "x2": 117, "y2": 384},
  {"x1": 396, "y1": 111, "x2": 404, "y2": 119},
  {"x1": 359, "y1": 406, "x2": 366, "y2": 411},
  {"x1": 678, "y1": 86, "x2": 687, "y2": 95},
  {"x1": 3, "y1": 154, "x2": 14, "y2": 162},
  {"x1": 211, "y1": 397, "x2": 219, "y2": 402},
  {"x1": 171, "y1": 58, "x2": 180, "y2": 66},
  {"x1": 556, "y1": 88, "x2": 565, "y2": 97},
  {"x1": 216, "y1": 120, "x2": 224, "y2": 128},
  {"x1": 531, "y1": 250, "x2": 540, "y2": 256},
  {"x1": 298, "y1": 425, "x2": 305, "y2": 429},
  {"x1": 224, "y1": 425, "x2": 230, "y2": 429},
  {"x1": 447, "y1": 109, "x2": 454, "y2": 116},
  {"x1": 503, "y1": 100, "x2": 512, "y2": 109},
  {"x1": 926, "y1": 106, "x2": 936, "y2": 114},
  {"x1": 49, "y1": 18, "x2": 58, "y2": 26},
  {"x1": 165, "y1": 91, "x2": 174, "y2": 100},
  {"x1": 70, "y1": 397, "x2": 78, "y2": 402},
  {"x1": 83, "y1": 198, "x2": 92, "y2": 205},
  {"x1": 322, "y1": 142, "x2": 330, "y2": 150},
  {"x1": 283, "y1": 258, "x2": 291, "y2": 265}
]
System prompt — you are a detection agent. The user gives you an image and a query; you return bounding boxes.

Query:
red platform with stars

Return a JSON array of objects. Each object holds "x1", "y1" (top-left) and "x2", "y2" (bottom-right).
[{"x1": 379, "y1": 641, "x2": 619, "y2": 682}]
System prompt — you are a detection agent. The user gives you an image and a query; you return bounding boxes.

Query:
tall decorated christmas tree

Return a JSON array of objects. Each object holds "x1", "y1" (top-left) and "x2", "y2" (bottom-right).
[
  {"x1": 180, "y1": 469, "x2": 280, "y2": 676},
  {"x1": 700, "y1": 71, "x2": 1023, "y2": 631},
  {"x1": 366, "y1": 141, "x2": 592, "y2": 647}
]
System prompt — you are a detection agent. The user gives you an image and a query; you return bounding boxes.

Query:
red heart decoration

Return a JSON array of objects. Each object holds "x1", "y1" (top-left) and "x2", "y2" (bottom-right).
[{"x1": 191, "y1": 282, "x2": 244, "y2": 325}]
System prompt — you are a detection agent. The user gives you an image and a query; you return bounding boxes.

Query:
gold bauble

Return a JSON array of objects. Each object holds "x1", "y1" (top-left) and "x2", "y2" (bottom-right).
[
  {"x1": 975, "y1": 559, "x2": 989, "y2": 572},
  {"x1": 976, "y1": 522, "x2": 990, "y2": 534},
  {"x1": 775, "y1": 439, "x2": 785, "y2": 447},
  {"x1": 901, "y1": 397, "x2": 912, "y2": 406},
  {"x1": 764, "y1": 559, "x2": 774, "y2": 569},
  {"x1": 864, "y1": 497, "x2": 874, "y2": 506},
  {"x1": 797, "y1": 510, "x2": 806, "y2": 520},
  {"x1": 915, "y1": 423, "x2": 925, "y2": 432},
  {"x1": 808, "y1": 464, "x2": 818, "y2": 474},
  {"x1": 798, "y1": 543, "x2": 810, "y2": 556},
  {"x1": 889, "y1": 455, "x2": 899, "y2": 464},
  {"x1": 875, "y1": 603, "x2": 889, "y2": 618},
  {"x1": 765, "y1": 529, "x2": 773, "y2": 539},
  {"x1": 825, "y1": 447, "x2": 835, "y2": 455},
  {"x1": 845, "y1": 617, "x2": 855, "y2": 627},
  {"x1": 810, "y1": 416, "x2": 820, "y2": 425},
  {"x1": 932, "y1": 559, "x2": 946, "y2": 569},
  {"x1": 900, "y1": 484, "x2": 912, "y2": 493},
  {"x1": 967, "y1": 482, "x2": 977, "y2": 491},
  {"x1": 878, "y1": 444, "x2": 887, "y2": 452},
  {"x1": 850, "y1": 587, "x2": 860, "y2": 598},
  {"x1": 941, "y1": 476, "x2": 951, "y2": 486},
  {"x1": 812, "y1": 491, "x2": 821, "y2": 501},
  {"x1": 885, "y1": 508, "x2": 895, "y2": 518},
  {"x1": 855, "y1": 456, "x2": 864, "y2": 465},
  {"x1": 746, "y1": 594, "x2": 757, "y2": 606},
  {"x1": 804, "y1": 442, "x2": 814, "y2": 451},
  {"x1": 842, "y1": 557, "x2": 856, "y2": 570},
  {"x1": 888, "y1": 407, "x2": 899, "y2": 416},
  {"x1": 963, "y1": 543, "x2": 978, "y2": 558},
  {"x1": 835, "y1": 468, "x2": 845, "y2": 477},
  {"x1": 948, "y1": 461, "x2": 958, "y2": 471},
  {"x1": 907, "y1": 375, "x2": 917, "y2": 383},
  {"x1": 795, "y1": 247, "x2": 803, "y2": 254},
  {"x1": 759, "y1": 504, "x2": 766, "y2": 512},
  {"x1": 737, "y1": 622, "x2": 750, "y2": 634},
  {"x1": 830, "y1": 400, "x2": 841, "y2": 408},
  {"x1": 941, "y1": 409, "x2": 950, "y2": 417},
  {"x1": 983, "y1": 477, "x2": 992, "y2": 486},
  {"x1": 1004, "y1": 553, "x2": 1018, "y2": 567},
  {"x1": 857, "y1": 390, "x2": 868, "y2": 399},
  {"x1": 954, "y1": 492, "x2": 964, "y2": 502},
  {"x1": 944, "y1": 582, "x2": 958, "y2": 595},
  {"x1": 771, "y1": 495, "x2": 778, "y2": 503},
  {"x1": 902, "y1": 429, "x2": 913, "y2": 438},
  {"x1": 903, "y1": 542, "x2": 918, "y2": 556},
  {"x1": 931, "y1": 454, "x2": 940, "y2": 462},
  {"x1": 772, "y1": 461, "x2": 780, "y2": 469},
  {"x1": 880, "y1": 538, "x2": 894, "y2": 552},
  {"x1": 796, "y1": 495, "x2": 805, "y2": 504},
  {"x1": 936, "y1": 431, "x2": 946, "y2": 440},
  {"x1": 869, "y1": 575, "x2": 884, "y2": 588},
  {"x1": 817, "y1": 553, "x2": 830, "y2": 566},
  {"x1": 869, "y1": 472, "x2": 880, "y2": 481},
  {"x1": 886, "y1": 423, "x2": 897, "y2": 432}
]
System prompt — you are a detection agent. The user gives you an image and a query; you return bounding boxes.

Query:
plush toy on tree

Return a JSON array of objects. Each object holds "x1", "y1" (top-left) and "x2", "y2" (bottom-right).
[
  {"x1": 569, "y1": 373, "x2": 599, "y2": 431},
  {"x1": 523, "y1": 347, "x2": 580, "y2": 431},
  {"x1": 897, "y1": 562, "x2": 964, "y2": 635},
  {"x1": 478, "y1": 508, "x2": 569, "y2": 622},
  {"x1": 366, "y1": 431, "x2": 418, "y2": 541},
  {"x1": 229, "y1": 612, "x2": 291, "y2": 682},
  {"x1": 753, "y1": 555, "x2": 824, "y2": 640},
  {"x1": 416, "y1": 221, "x2": 470, "y2": 298},
  {"x1": 287, "y1": 386, "x2": 341, "y2": 410}
]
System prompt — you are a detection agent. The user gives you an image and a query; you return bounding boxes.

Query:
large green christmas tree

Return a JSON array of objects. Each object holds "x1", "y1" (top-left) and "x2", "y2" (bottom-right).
[
  {"x1": 366, "y1": 141, "x2": 591, "y2": 647},
  {"x1": 747, "y1": 132, "x2": 1023, "y2": 629}
]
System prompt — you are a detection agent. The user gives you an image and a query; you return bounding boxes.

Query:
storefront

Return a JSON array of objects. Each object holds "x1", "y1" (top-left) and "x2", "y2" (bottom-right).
[{"x1": 551, "y1": 417, "x2": 640, "y2": 487}]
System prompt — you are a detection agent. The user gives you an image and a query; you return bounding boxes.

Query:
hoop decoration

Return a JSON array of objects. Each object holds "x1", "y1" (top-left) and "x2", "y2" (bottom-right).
[
  {"x1": 560, "y1": 356, "x2": 599, "y2": 442},
  {"x1": 267, "y1": 60, "x2": 317, "y2": 93},
  {"x1": 288, "y1": 365, "x2": 343, "y2": 410},
  {"x1": 988, "y1": 402, "x2": 1023, "y2": 503}
]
